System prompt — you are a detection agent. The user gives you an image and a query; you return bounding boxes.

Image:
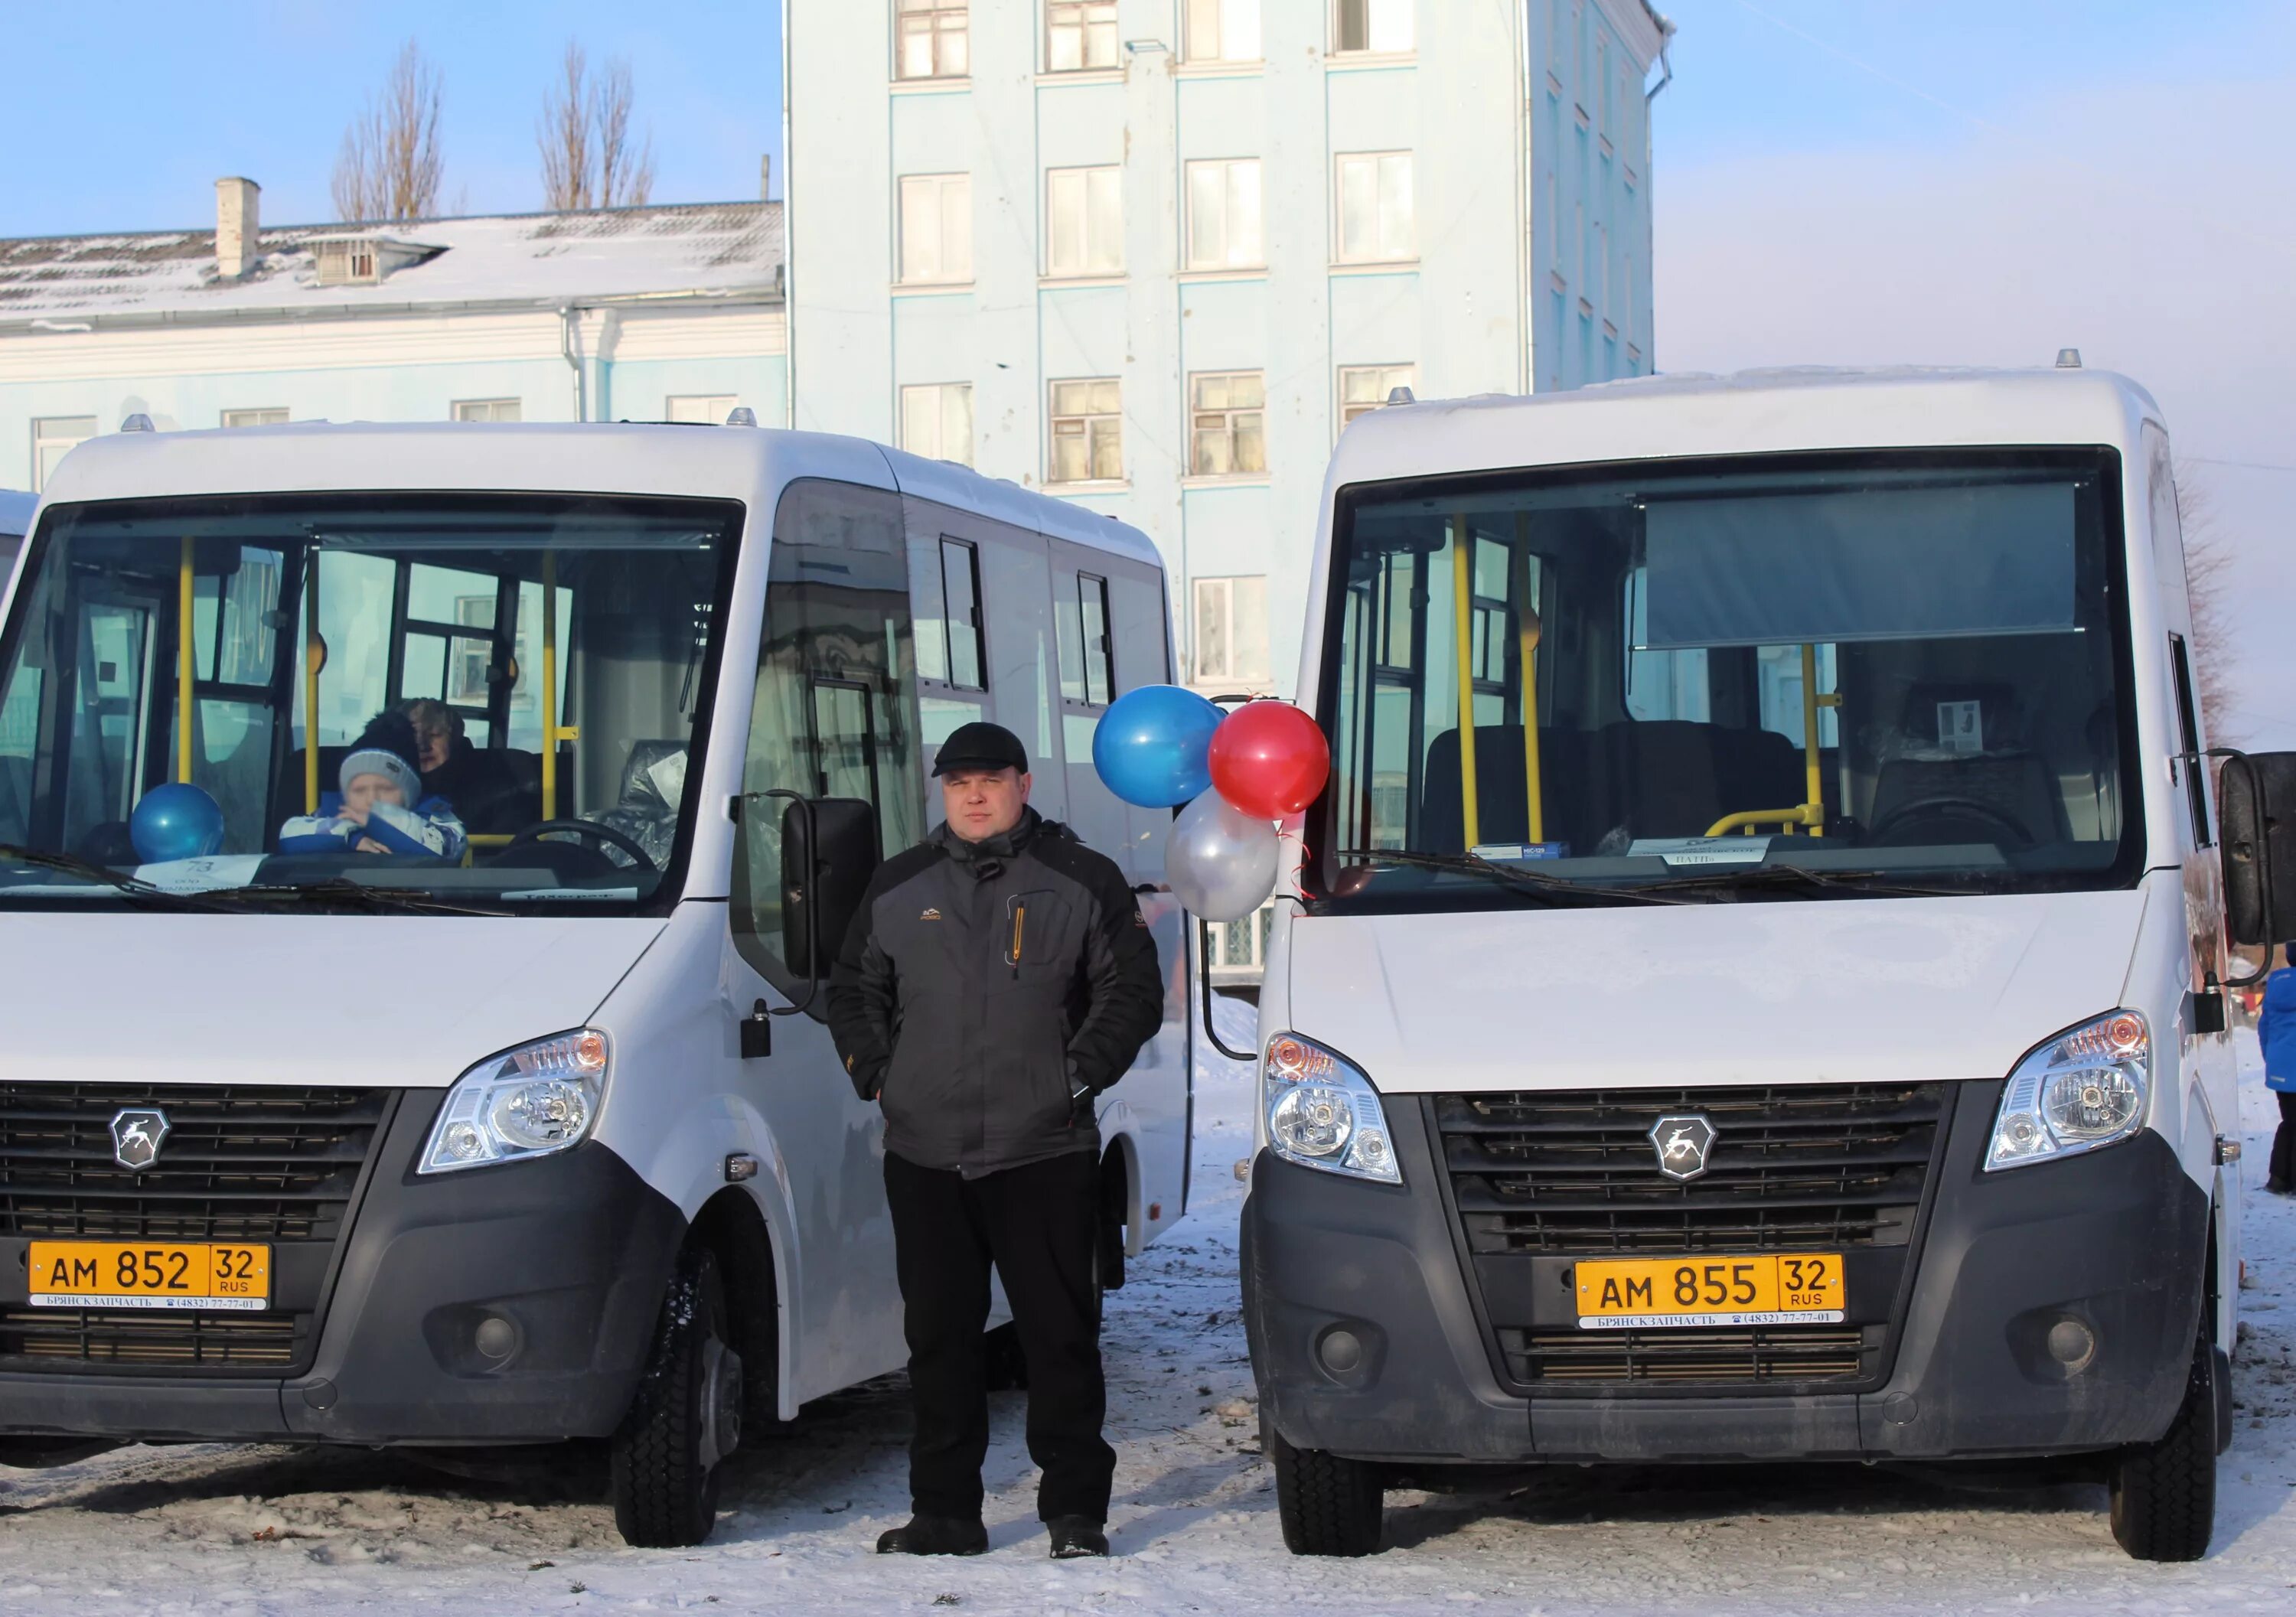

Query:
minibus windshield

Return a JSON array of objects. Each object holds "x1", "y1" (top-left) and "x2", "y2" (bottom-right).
[
  {"x1": 1315, "y1": 449, "x2": 2140, "y2": 908},
  {"x1": 0, "y1": 492, "x2": 741, "y2": 912}
]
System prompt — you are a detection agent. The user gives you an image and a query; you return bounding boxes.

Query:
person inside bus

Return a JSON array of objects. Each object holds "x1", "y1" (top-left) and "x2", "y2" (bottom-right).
[
  {"x1": 2261, "y1": 945, "x2": 2296, "y2": 1194},
  {"x1": 393, "y1": 697, "x2": 527, "y2": 834},
  {"x1": 278, "y1": 712, "x2": 468, "y2": 861}
]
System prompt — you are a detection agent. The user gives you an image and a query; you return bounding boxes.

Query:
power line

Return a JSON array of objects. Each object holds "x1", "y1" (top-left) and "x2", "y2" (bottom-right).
[{"x1": 2183, "y1": 455, "x2": 2296, "y2": 475}]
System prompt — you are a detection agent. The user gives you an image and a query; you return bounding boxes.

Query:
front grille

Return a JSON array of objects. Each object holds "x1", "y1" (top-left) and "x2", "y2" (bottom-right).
[
  {"x1": 1502, "y1": 1324, "x2": 1874, "y2": 1385},
  {"x1": 0, "y1": 1083, "x2": 388, "y2": 1242},
  {"x1": 0, "y1": 1308, "x2": 304, "y2": 1368},
  {"x1": 1439, "y1": 1082, "x2": 1949, "y2": 1257}
]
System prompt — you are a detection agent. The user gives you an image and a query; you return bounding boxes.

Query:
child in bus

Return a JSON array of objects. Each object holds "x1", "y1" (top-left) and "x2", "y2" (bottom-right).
[{"x1": 277, "y1": 712, "x2": 468, "y2": 861}]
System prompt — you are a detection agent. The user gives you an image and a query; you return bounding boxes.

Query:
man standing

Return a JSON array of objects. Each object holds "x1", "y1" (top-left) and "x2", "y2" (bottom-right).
[{"x1": 830, "y1": 722, "x2": 1164, "y2": 1559}]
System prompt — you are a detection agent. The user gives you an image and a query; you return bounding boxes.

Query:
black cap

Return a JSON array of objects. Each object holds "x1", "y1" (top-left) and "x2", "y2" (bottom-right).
[{"x1": 932, "y1": 721, "x2": 1029, "y2": 777}]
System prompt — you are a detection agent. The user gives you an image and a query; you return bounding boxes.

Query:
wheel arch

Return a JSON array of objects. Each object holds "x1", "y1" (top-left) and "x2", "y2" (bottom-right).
[{"x1": 685, "y1": 1185, "x2": 793, "y2": 1423}]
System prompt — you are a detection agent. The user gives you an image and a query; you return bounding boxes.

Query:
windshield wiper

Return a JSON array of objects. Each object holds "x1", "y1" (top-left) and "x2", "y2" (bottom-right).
[
  {"x1": 235, "y1": 880, "x2": 513, "y2": 919},
  {"x1": 1622, "y1": 862, "x2": 1974, "y2": 900},
  {"x1": 0, "y1": 844, "x2": 249, "y2": 912},
  {"x1": 1336, "y1": 849, "x2": 1694, "y2": 907}
]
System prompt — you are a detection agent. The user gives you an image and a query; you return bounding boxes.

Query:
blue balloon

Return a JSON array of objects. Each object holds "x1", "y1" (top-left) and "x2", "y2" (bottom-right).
[
  {"x1": 130, "y1": 783, "x2": 226, "y2": 863},
  {"x1": 1093, "y1": 685, "x2": 1225, "y2": 808}
]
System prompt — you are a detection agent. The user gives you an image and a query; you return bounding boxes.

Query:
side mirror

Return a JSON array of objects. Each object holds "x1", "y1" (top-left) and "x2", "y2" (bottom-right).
[
  {"x1": 781, "y1": 796, "x2": 881, "y2": 983},
  {"x1": 2216, "y1": 750, "x2": 2296, "y2": 967}
]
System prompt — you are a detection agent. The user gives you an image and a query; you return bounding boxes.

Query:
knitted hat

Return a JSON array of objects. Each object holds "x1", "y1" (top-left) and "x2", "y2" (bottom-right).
[{"x1": 340, "y1": 711, "x2": 423, "y2": 804}]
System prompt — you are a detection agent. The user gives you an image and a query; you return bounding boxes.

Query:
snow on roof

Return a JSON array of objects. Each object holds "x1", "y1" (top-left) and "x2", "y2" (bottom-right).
[{"x1": 0, "y1": 200, "x2": 782, "y2": 325}]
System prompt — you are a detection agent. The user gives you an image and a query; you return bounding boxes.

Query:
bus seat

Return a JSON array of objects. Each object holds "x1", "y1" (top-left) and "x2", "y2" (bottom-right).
[
  {"x1": 1594, "y1": 721, "x2": 1804, "y2": 844},
  {"x1": 587, "y1": 739, "x2": 687, "y2": 869},
  {"x1": 1420, "y1": 725, "x2": 1598, "y2": 857},
  {"x1": 1867, "y1": 683, "x2": 2068, "y2": 846}
]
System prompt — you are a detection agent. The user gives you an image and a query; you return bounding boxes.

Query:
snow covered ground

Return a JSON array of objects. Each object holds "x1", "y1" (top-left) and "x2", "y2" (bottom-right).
[{"x1": 5, "y1": 1010, "x2": 2294, "y2": 1616}]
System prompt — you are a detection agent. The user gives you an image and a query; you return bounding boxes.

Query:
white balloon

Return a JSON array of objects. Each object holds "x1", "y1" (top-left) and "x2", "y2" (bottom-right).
[{"x1": 1166, "y1": 788, "x2": 1280, "y2": 922}]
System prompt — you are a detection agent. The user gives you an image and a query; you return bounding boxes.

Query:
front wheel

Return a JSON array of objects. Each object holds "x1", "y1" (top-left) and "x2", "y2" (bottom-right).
[
  {"x1": 1268, "y1": 1421, "x2": 1384, "y2": 1556},
  {"x1": 611, "y1": 1247, "x2": 742, "y2": 1547},
  {"x1": 2108, "y1": 1338, "x2": 2219, "y2": 1562}
]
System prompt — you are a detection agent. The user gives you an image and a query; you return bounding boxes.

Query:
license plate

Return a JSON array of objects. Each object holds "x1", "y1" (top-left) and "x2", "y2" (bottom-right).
[
  {"x1": 1576, "y1": 1253, "x2": 1844, "y2": 1328},
  {"x1": 26, "y1": 1242, "x2": 272, "y2": 1311}
]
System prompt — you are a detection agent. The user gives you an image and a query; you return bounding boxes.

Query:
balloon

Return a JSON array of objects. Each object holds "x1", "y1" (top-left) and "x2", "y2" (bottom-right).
[
  {"x1": 1208, "y1": 700, "x2": 1332, "y2": 819},
  {"x1": 1165, "y1": 788, "x2": 1280, "y2": 922},
  {"x1": 129, "y1": 783, "x2": 225, "y2": 863},
  {"x1": 1092, "y1": 684, "x2": 1224, "y2": 808}
]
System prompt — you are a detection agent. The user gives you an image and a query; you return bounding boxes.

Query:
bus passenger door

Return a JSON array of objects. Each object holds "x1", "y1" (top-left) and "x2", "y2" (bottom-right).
[{"x1": 726, "y1": 478, "x2": 921, "y2": 1405}]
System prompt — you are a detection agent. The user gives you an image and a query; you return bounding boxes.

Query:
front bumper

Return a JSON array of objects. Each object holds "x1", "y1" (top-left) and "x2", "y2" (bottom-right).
[
  {"x1": 1241, "y1": 1083, "x2": 2212, "y2": 1464},
  {"x1": 0, "y1": 1097, "x2": 685, "y2": 1447}
]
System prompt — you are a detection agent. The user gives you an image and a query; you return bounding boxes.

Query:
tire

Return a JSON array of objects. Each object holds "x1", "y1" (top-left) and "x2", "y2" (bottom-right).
[
  {"x1": 2108, "y1": 1338, "x2": 2219, "y2": 1562},
  {"x1": 611, "y1": 1247, "x2": 743, "y2": 1548},
  {"x1": 1267, "y1": 1420, "x2": 1384, "y2": 1557}
]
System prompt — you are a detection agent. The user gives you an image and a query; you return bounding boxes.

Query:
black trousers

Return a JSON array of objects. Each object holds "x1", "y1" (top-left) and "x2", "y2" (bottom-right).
[
  {"x1": 2272, "y1": 1091, "x2": 2296, "y2": 1188},
  {"x1": 883, "y1": 1148, "x2": 1115, "y2": 1523}
]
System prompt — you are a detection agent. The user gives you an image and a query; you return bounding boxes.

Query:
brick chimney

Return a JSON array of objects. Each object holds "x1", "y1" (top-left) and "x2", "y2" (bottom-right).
[{"x1": 215, "y1": 177, "x2": 261, "y2": 279}]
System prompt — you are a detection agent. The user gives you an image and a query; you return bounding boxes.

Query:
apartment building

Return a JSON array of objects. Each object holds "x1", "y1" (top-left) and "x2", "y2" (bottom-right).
[{"x1": 785, "y1": 0, "x2": 1672, "y2": 699}]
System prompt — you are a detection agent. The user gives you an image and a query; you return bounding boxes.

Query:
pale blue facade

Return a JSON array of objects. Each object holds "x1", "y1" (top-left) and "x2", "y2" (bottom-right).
[{"x1": 787, "y1": 1, "x2": 1671, "y2": 701}]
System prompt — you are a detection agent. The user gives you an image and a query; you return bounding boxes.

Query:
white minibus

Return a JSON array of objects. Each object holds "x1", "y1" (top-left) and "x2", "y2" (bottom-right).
[
  {"x1": 1247, "y1": 367, "x2": 2257, "y2": 1563},
  {"x1": 0, "y1": 420, "x2": 1193, "y2": 1547}
]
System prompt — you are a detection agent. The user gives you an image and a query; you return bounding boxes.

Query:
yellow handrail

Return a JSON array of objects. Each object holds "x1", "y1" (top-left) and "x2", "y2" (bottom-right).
[
  {"x1": 1705, "y1": 803, "x2": 1824, "y2": 838},
  {"x1": 176, "y1": 537, "x2": 195, "y2": 784},
  {"x1": 302, "y1": 553, "x2": 321, "y2": 815},
  {"x1": 1516, "y1": 537, "x2": 1544, "y2": 845},
  {"x1": 1451, "y1": 519, "x2": 1479, "y2": 848},
  {"x1": 1800, "y1": 643, "x2": 1825, "y2": 838},
  {"x1": 541, "y1": 553, "x2": 559, "y2": 821}
]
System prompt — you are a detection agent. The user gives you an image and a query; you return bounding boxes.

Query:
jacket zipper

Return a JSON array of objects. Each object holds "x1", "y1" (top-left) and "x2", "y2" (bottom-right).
[{"x1": 1009, "y1": 901, "x2": 1026, "y2": 978}]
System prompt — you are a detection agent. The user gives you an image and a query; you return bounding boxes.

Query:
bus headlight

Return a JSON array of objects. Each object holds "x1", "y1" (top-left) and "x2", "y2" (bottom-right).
[
  {"x1": 420, "y1": 1029, "x2": 609, "y2": 1174},
  {"x1": 1263, "y1": 1033, "x2": 1401, "y2": 1184},
  {"x1": 1985, "y1": 1011, "x2": 2150, "y2": 1172}
]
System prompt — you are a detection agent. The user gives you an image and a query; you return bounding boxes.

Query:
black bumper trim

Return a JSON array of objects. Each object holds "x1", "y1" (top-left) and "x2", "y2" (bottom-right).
[{"x1": 1244, "y1": 1094, "x2": 2211, "y2": 1464}]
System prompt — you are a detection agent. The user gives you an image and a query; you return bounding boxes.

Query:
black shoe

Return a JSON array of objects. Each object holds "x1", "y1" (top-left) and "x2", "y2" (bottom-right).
[
  {"x1": 876, "y1": 1514, "x2": 989, "y2": 1556},
  {"x1": 2271, "y1": 1175, "x2": 2293, "y2": 1195},
  {"x1": 1047, "y1": 1515, "x2": 1109, "y2": 1558}
]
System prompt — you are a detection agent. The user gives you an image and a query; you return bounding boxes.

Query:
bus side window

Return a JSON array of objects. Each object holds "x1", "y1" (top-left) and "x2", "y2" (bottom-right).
[
  {"x1": 732, "y1": 479, "x2": 921, "y2": 987},
  {"x1": 2168, "y1": 632, "x2": 2212, "y2": 849},
  {"x1": 1101, "y1": 557, "x2": 1174, "y2": 882}
]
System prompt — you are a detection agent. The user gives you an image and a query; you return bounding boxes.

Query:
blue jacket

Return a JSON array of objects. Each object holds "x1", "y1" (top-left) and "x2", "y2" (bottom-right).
[
  {"x1": 2260, "y1": 967, "x2": 2296, "y2": 1093},
  {"x1": 279, "y1": 792, "x2": 467, "y2": 862}
]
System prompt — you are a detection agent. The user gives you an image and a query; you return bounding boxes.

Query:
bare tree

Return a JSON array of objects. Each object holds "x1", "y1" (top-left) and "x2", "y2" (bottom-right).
[
  {"x1": 332, "y1": 41, "x2": 445, "y2": 223},
  {"x1": 2177, "y1": 458, "x2": 2240, "y2": 745},
  {"x1": 538, "y1": 43, "x2": 657, "y2": 211}
]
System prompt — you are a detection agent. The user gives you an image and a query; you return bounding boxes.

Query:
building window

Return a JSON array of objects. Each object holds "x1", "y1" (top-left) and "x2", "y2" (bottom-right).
[
  {"x1": 1332, "y1": 0, "x2": 1412, "y2": 54},
  {"x1": 664, "y1": 395, "x2": 739, "y2": 425},
  {"x1": 1336, "y1": 152, "x2": 1415, "y2": 262},
  {"x1": 1049, "y1": 378, "x2": 1123, "y2": 484},
  {"x1": 899, "y1": 173, "x2": 973, "y2": 284},
  {"x1": 1194, "y1": 575, "x2": 1270, "y2": 686},
  {"x1": 900, "y1": 383, "x2": 974, "y2": 465},
  {"x1": 1046, "y1": 166, "x2": 1124, "y2": 278},
  {"x1": 31, "y1": 416, "x2": 95, "y2": 493},
  {"x1": 221, "y1": 408, "x2": 289, "y2": 429},
  {"x1": 1046, "y1": 0, "x2": 1117, "y2": 72},
  {"x1": 896, "y1": 0, "x2": 968, "y2": 80},
  {"x1": 1339, "y1": 364, "x2": 1414, "y2": 429},
  {"x1": 1189, "y1": 372, "x2": 1266, "y2": 477},
  {"x1": 1185, "y1": 0, "x2": 1261, "y2": 62},
  {"x1": 451, "y1": 399, "x2": 520, "y2": 422},
  {"x1": 1184, "y1": 158, "x2": 1263, "y2": 271}
]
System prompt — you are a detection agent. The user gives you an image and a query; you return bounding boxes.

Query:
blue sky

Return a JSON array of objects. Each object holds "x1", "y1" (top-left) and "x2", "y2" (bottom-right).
[{"x1": 7, "y1": 0, "x2": 2294, "y2": 734}]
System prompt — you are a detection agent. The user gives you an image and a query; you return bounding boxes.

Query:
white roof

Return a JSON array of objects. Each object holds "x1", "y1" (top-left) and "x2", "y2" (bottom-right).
[
  {"x1": 0, "y1": 201, "x2": 781, "y2": 327},
  {"x1": 1329, "y1": 367, "x2": 2168, "y2": 488},
  {"x1": 31, "y1": 421, "x2": 1163, "y2": 571}
]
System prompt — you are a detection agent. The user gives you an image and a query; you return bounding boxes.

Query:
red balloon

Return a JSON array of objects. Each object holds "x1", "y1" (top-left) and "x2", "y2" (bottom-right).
[{"x1": 1208, "y1": 701, "x2": 1332, "y2": 819}]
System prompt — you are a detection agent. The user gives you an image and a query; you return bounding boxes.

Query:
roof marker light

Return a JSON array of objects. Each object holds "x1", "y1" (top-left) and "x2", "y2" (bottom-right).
[
  {"x1": 2055, "y1": 348, "x2": 2082, "y2": 369},
  {"x1": 724, "y1": 406, "x2": 758, "y2": 427},
  {"x1": 121, "y1": 413, "x2": 155, "y2": 433}
]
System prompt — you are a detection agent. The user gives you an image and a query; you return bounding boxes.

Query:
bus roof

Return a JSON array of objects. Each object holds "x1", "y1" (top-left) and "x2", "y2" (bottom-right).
[
  {"x1": 33, "y1": 421, "x2": 1165, "y2": 572},
  {"x1": 1328, "y1": 366, "x2": 2169, "y2": 491}
]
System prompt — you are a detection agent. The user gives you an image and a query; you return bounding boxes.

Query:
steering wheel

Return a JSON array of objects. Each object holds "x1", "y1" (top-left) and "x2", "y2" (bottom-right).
[
  {"x1": 1865, "y1": 795, "x2": 2033, "y2": 850},
  {"x1": 502, "y1": 818, "x2": 659, "y2": 873}
]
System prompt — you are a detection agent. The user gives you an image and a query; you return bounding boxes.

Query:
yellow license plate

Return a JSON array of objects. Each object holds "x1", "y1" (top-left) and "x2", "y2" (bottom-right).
[
  {"x1": 27, "y1": 1242, "x2": 272, "y2": 1311},
  {"x1": 1576, "y1": 1253, "x2": 1844, "y2": 1328}
]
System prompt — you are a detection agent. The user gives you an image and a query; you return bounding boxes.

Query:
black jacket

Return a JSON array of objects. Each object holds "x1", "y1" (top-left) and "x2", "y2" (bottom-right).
[{"x1": 827, "y1": 808, "x2": 1164, "y2": 1178}]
